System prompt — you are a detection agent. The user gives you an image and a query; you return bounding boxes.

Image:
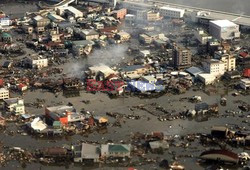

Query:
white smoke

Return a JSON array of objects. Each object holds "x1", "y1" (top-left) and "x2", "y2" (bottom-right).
[{"x1": 87, "y1": 44, "x2": 129, "y2": 66}]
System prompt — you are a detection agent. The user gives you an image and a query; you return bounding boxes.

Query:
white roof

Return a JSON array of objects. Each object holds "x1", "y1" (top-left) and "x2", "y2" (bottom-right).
[
  {"x1": 89, "y1": 65, "x2": 115, "y2": 74},
  {"x1": 33, "y1": 15, "x2": 43, "y2": 21},
  {"x1": 241, "y1": 78, "x2": 250, "y2": 83},
  {"x1": 30, "y1": 117, "x2": 47, "y2": 131},
  {"x1": 210, "y1": 20, "x2": 237, "y2": 27},
  {"x1": 57, "y1": 6, "x2": 83, "y2": 16},
  {"x1": 125, "y1": 14, "x2": 135, "y2": 17},
  {"x1": 142, "y1": 75, "x2": 156, "y2": 81},
  {"x1": 198, "y1": 73, "x2": 216, "y2": 79},
  {"x1": 0, "y1": 88, "x2": 8, "y2": 93},
  {"x1": 160, "y1": 6, "x2": 185, "y2": 12}
]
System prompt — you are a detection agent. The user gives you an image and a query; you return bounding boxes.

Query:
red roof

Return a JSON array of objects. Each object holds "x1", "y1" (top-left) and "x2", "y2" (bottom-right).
[
  {"x1": 18, "y1": 83, "x2": 27, "y2": 89},
  {"x1": 100, "y1": 27, "x2": 118, "y2": 33},
  {"x1": 0, "y1": 79, "x2": 4, "y2": 87},
  {"x1": 243, "y1": 69, "x2": 250, "y2": 77},
  {"x1": 240, "y1": 52, "x2": 249, "y2": 58}
]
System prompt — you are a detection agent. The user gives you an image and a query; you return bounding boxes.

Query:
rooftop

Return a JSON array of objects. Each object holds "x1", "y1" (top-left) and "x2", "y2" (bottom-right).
[
  {"x1": 210, "y1": 20, "x2": 237, "y2": 27},
  {"x1": 81, "y1": 143, "x2": 100, "y2": 159},
  {"x1": 46, "y1": 105, "x2": 75, "y2": 114},
  {"x1": 160, "y1": 6, "x2": 185, "y2": 12},
  {"x1": 120, "y1": 65, "x2": 145, "y2": 72},
  {"x1": 0, "y1": 88, "x2": 8, "y2": 93},
  {"x1": 109, "y1": 144, "x2": 130, "y2": 153},
  {"x1": 72, "y1": 40, "x2": 94, "y2": 47}
]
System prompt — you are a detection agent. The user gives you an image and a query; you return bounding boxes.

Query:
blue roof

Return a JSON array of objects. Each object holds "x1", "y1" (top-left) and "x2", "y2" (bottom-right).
[{"x1": 127, "y1": 81, "x2": 164, "y2": 92}]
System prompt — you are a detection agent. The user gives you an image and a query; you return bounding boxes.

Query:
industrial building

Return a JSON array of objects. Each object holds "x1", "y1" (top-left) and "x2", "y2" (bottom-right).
[{"x1": 209, "y1": 20, "x2": 240, "y2": 40}]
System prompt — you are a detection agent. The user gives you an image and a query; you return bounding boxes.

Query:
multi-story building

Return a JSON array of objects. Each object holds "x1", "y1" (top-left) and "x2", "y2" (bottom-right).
[
  {"x1": 209, "y1": 20, "x2": 240, "y2": 40},
  {"x1": 146, "y1": 11, "x2": 161, "y2": 21},
  {"x1": 113, "y1": 8, "x2": 127, "y2": 19},
  {"x1": 33, "y1": 15, "x2": 50, "y2": 28},
  {"x1": 56, "y1": 6, "x2": 83, "y2": 18},
  {"x1": 214, "y1": 51, "x2": 236, "y2": 71},
  {"x1": 159, "y1": 6, "x2": 185, "y2": 18},
  {"x1": 72, "y1": 40, "x2": 95, "y2": 56},
  {"x1": 0, "y1": 88, "x2": 9, "y2": 100},
  {"x1": 173, "y1": 45, "x2": 192, "y2": 68},
  {"x1": 3, "y1": 98, "x2": 25, "y2": 115},
  {"x1": 45, "y1": 105, "x2": 84, "y2": 125},
  {"x1": 50, "y1": 29, "x2": 61, "y2": 42},
  {"x1": 202, "y1": 59, "x2": 225, "y2": 77},
  {"x1": 239, "y1": 79, "x2": 250, "y2": 90},
  {"x1": 194, "y1": 28, "x2": 212, "y2": 45},
  {"x1": 23, "y1": 54, "x2": 48, "y2": 69},
  {"x1": 79, "y1": 29, "x2": 99, "y2": 41}
]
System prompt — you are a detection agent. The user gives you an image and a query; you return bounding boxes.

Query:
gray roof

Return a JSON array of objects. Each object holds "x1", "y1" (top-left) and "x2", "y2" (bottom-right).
[
  {"x1": 81, "y1": 143, "x2": 100, "y2": 159},
  {"x1": 3, "y1": 98, "x2": 19, "y2": 105},
  {"x1": 72, "y1": 40, "x2": 95, "y2": 47},
  {"x1": 120, "y1": 65, "x2": 145, "y2": 72},
  {"x1": 186, "y1": 66, "x2": 204, "y2": 76}
]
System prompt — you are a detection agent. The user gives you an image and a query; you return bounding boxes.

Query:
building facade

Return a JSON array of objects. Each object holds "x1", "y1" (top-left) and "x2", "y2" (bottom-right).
[
  {"x1": 203, "y1": 59, "x2": 225, "y2": 77},
  {"x1": 159, "y1": 6, "x2": 185, "y2": 18},
  {"x1": 0, "y1": 88, "x2": 9, "y2": 100},
  {"x1": 25, "y1": 55, "x2": 48, "y2": 69},
  {"x1": 214, "y1": 52, "x2": 236, "y2": 71},
  {"x1": 209, "y1": 20, "x2": 240, "y2": 40},
  {"x1": 3, "y1": 98, "x2": 25, "y2": 115},
  {"x1": 194, "y1": 28, "x2": 212, "y2": 45},
  {"x1": 173, "y1": 45, "x2": 192, "y2": 68}
]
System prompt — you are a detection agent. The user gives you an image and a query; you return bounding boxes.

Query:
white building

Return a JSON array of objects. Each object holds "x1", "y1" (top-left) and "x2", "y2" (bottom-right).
[
  {"x1": 194, "y1": 28, "x2": 212, "y2": 45},
  {"x1": 56, "y1": 6, "x2": 83, "y2": 18},
  {"x1": 0, "y1": 17, "x2": 11, "y2": 26},
  {"x1": 25, "y1": 55, "x2": 48, "y2": 69},
  {"x1": 159, "y1": 6, "x2": 185, "y2": 18},
  {"x1": 3, "y1": 98, "x2": 25, "y2": 115},
  {"x1": 239, "y1": 79, "x2": 250, "y2": 90},
  {"x1": 139, "y1": 50, "x2": 150, "y2": 57},
  {"x1": 198, "y1": 73, "x2": 217, "y2": 85},
  {"x1": 203, "y1": 59, "x2": 225, "y2": 77},
  {"x1": 209, "y1": 20, "x2": 240, "y2": 40},
  {"x1": 214, "y1": 51, "x2": 236, "y2": 71},
  {"x1": 0, "y1": 88, "x2": 9, "y2": 100}
]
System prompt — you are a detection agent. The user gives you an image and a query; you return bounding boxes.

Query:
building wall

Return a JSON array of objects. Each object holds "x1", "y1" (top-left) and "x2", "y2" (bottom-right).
[
  {"x1": 159, "y1": 7, "x2": 185, "y2": 18},
  {"x1": 147, "y1": 12, "x2": 160, "y2": 21},
  {"x1": 115, "y1": 8, "x2": 127, "y2": 19},
  {"x1": 173, "y1": 46, "x2": 191, "y2": 68},
  {"x1": 210, "y1": 22, "x2": 240, "y2": 40},
  {"x1": 31, "y1": 58, "x2": 48, "y2": 69},
  {"x1": 203, "y1": 61, "x2": 225, "y2": 77},
  {"x1": 0, "y1": 89, "x2": 9, "y2": 100}
]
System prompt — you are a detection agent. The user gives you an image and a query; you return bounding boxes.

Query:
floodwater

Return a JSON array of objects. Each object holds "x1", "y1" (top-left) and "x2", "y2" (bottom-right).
[{"x1": 1, "y1": 85, "x2": 250, "y2": 170}]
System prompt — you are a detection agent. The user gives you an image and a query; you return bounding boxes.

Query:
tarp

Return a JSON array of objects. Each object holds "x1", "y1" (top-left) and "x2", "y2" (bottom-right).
[{"x1": 30, "y1": 117, "x2": 47, "y2": 132}]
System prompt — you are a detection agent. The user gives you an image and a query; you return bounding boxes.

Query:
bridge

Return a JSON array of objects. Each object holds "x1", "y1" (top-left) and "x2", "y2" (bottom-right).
[{"x1": 38, "y1": 0, "x2": 76, "y2": 9}]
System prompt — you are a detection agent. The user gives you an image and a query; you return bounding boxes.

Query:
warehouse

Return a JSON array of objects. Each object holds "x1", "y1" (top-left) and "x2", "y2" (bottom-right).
[{"x1": 209, "y1": 20, "x2": 240, "y2": 40}]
